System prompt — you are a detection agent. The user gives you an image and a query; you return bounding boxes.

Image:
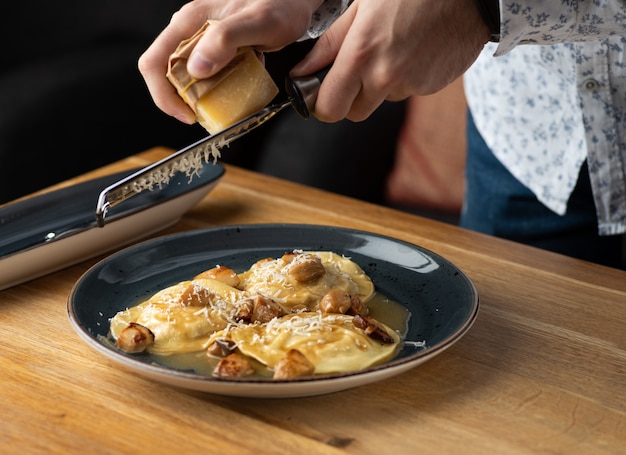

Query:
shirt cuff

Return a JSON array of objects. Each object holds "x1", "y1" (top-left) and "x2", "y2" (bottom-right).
[
  {"x1": 299, "y1": 0, "x2": 353, "y2": 40},
  {"x1": 493, "y1": 0, "x2": 574, "y2": 55},
  {"x1": 494, "y1": 0, "x2": 626, "y2": 56}
]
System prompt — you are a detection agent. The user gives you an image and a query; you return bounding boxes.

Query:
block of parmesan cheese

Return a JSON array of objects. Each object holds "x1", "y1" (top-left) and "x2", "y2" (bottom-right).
[
  {"x1": 166, "y1": 21, "x2": 279, "y2": 134},
  {"x1": 195, "y1": 48, "x2": 279, "y2": 133}
]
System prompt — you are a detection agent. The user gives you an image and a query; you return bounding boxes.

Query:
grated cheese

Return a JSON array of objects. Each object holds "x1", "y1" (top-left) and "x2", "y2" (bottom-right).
[{"x1": 131, "y1": 139, "x2": 224, "y2": 191}]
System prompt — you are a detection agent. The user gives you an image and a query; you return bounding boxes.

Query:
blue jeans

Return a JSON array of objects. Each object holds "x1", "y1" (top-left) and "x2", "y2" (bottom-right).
[{"x1": 461, "y1": 112, "x2": 624, "y2": 269}]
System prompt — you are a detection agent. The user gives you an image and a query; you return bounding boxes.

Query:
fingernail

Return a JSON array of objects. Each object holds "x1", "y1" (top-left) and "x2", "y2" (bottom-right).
[
  {"x1": 188, "y1": 51, "x2": 214, "y2": 75},
  {"x1": 175, "y1": 112, "x2": 195, "y2": 124}
]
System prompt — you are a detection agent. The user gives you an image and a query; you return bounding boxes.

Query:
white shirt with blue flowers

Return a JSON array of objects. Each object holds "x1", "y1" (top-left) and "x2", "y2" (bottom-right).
[
  {"x1": 464, "y1": 0, "x2": 626, "y2": 236},
  {"x1": 304, "y1": 0, "x2": 352, "y2": 39}
]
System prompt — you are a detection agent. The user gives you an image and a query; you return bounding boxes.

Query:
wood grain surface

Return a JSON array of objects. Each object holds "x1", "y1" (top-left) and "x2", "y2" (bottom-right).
[{"x1": 2, "y1": 148, "x2": 625, "y2": 454}]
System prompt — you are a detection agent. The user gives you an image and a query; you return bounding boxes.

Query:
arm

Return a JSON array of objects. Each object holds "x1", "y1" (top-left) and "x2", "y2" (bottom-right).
[
  {"x1": 290, "y1": 0, "x2": 490, "y2": 122},
  {"x1": 302, "y1": 0, "x2": 626, "y2": 122},
  {"x1": 138, "y1": 0, "x2": 490, "y2": 124}
]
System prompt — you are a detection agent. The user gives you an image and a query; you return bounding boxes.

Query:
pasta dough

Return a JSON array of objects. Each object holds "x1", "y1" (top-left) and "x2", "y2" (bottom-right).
[
  {"x1": 239, "y1": 251, "x2": 375, "y2": 310},
  {"x1": 109, "y1": 251, "x2": 402, "y2": 378},
  {"x1": 208, "y1": 312, "x2": 400, "y2": 374}
]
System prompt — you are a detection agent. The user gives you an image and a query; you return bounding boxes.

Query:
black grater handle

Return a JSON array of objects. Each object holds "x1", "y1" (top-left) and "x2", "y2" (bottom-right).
[{"x1": 285, "y1": 66, "x2": 330, "y2": 119}]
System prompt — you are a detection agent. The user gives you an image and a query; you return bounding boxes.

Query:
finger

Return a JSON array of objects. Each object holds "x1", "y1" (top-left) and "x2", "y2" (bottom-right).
[
  {"x1": 333, "y1": 38, "x2": 395, "y2": 122},
  {"x1": 188, "y1": 10, "x2": 306, "y2": 79},
  {"x1": 186, "y1": 19, "x2": 240, "y2": 78},
  {"x1": 292, "y1": 8, "x2": 358, "y2": 122},
  {"x1": 139, "y1": 5, "x2": 211, "y2": 79},
  {"x1": 312, "y1": 65, "x2": 359, "y2": 122},
  {"x1": 313, "y1": 4, "x2": 398, "y2": 122},
  {"x1": 140, "y1": 67, "x2": 196, "y2": 124},
  {"x1": 138, "y1": 7, "x2": 212, "y2": 122},
  {"x1": 344, "y1": 86, "x2": 388, "y2": 122},
  {"x1": 315, "y1": 61, "x2": 387, "y2": 123}
]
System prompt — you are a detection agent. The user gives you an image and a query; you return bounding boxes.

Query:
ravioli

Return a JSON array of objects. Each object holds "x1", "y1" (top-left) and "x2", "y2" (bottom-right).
[
  {"x1": 109, "y1": 251, "x2": 404, "y2": 378},
  {"x1": 207, "y1": 312, "x2": 400, "y2": 375},
  {"x1": 109, "y1": 278, "x2": 247, "y2": 355},
  {"x1": 239, "y1": 251, "x2": 375, "y2": 310}
]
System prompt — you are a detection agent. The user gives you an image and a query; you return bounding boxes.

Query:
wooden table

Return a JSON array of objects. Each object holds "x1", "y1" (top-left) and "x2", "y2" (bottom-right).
[{"x1": 2, "y1": 148, "x2": 625, "y2": 454}]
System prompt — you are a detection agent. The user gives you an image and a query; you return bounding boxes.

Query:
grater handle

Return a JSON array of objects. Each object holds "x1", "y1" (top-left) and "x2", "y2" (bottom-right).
[{"x1": 285, "y1": 66, "x2": 330, "y2": 119}]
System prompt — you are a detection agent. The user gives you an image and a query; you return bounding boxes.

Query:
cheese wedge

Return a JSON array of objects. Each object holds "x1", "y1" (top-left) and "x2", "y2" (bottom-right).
[
  {"x1": 166, "y1": 21, "x2": 279, "y2": 134},
  {"x1": 195, "y1": 48, "x2": 279, "y2": 133}
]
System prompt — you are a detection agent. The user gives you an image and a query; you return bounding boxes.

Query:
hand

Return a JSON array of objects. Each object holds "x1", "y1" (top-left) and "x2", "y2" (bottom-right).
[
  {"x1": 290, "y1": 0, "x2": 490, "y2": 122},
  {"x1": 138, "y1": 0, "x2": 323, "y2": 124}
]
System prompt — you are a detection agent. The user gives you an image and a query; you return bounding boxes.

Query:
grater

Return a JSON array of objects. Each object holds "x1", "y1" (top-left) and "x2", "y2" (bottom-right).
[{"x1": 95, "y1": 68, "x2": 327, "y2": 227}]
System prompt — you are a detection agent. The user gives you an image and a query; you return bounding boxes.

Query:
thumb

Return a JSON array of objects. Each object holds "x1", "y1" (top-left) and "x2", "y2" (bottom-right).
[{"x1": 187, "y1": 21, "x2": 239, "y2": 79}]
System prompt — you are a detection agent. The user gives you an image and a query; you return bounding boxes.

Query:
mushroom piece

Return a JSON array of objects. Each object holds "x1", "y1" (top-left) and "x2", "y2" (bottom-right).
[
  {"x1": 213, "y1": 353, "x2": 255, "y2": 378},
  {"x1": 273, "y1": 349, "x2": 315, "y2": 379},
  {"x1": 280, "y1": 252, "x2": 298, "y2": 264},
  {"x1": 319, "y1": 289, "x2": 369, "y2": 316},
  {"x1": 319, "y1": 289, "x2": 352, "y2": 314},
  {"x1": 115, "y1": 322, "x2": 155, "y2": 354},
  {"x1": 236, "y1": 294, "x2": 285, "y2": 323},
  {"x1": 234, "y1": 299, "x2": 254, "y2": 323},
  {"x1": 352, "y1": 315, "x2": 395, "y2": 344},
  {"x1": 346, "y1": 294, "x2": 369, "y2": 317},
  {"x1": 287, "y1": 255, "x2": 326, "y2": 283},
  {"x1": 193, "y1": 265, "x2": 241, "y2": 288},
  {"x1": 206, "y1": 338, "x2": 237, "y2": 358},
  {"x1": 251, "y1": 295, "x2": 285, "y2": 323},
  {"x1": 178, "y1": 282, "x2": 214, "y2": 307}
]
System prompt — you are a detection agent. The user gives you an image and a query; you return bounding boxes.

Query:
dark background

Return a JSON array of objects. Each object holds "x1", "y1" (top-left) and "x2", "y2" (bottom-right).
[{"x1": 0, "y1": 2, "x2": 404, "y2": 205}]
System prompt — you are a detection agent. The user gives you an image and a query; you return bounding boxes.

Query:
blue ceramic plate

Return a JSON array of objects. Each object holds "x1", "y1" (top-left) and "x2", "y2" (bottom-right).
[
  {"x1": 0, "y1": 163, "x2": 224, "y2": 290},
  {"x1": 68, "y1": 224, "x2": 479, "y2": 398}
]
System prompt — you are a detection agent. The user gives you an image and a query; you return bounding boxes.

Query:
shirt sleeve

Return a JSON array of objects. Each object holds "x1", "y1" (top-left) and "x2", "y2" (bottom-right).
[
  {"x1": 300, "y1": 0, "x2": 353, "y2": 40},
  {"x1": 495, "y1": 0, "x2": 626, "y2": 55}
]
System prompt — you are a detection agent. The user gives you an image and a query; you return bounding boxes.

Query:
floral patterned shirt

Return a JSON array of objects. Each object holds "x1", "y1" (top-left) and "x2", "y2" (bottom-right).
[
  {"x1": 304, "y1": 0, "x2": 352, "y2": 39},
  {"x1": 464, "y1": 0, "x2": 626, "y2": 235}
]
